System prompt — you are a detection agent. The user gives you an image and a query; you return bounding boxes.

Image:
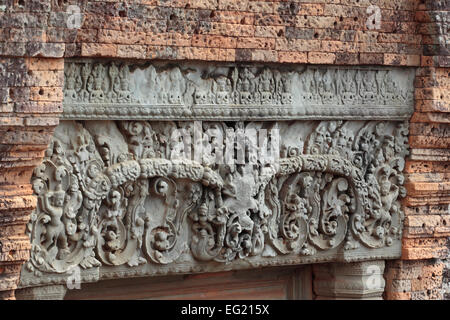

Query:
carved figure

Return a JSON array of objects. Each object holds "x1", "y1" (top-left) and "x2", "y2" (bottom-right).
[{"x1": 42, "y1": 188, "x2": 70, "y2": 259}]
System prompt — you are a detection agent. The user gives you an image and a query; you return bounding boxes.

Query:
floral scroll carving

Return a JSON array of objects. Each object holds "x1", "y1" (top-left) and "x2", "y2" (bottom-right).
[{"x1": 23, "y1": 119, "x2": 408, "y2": 281}]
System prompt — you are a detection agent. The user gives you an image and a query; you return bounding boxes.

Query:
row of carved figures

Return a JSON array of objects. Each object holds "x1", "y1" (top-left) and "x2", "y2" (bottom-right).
[
  {"x1": 299, "y1": 68, "x2": 413, "y2": 105},
  {"x1": 64, "y1": 62, "x2": 412, "y2": 106},
  {"x1": 24, "y1": 120, "x2": 408, "y2": 277}
]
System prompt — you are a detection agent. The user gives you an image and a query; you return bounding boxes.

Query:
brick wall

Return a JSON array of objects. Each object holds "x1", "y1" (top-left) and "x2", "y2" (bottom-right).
[
  {"x1": 0, "y1": 56, "x2": 62, "y2": 299},
  {"x1": 63, "y1": 0, "x2": 422, "y2": 65},
  {"x1": 384, "y1": 0, "x2": 449, "y2": 300},
  {"x1": 0, "y1": 0, "x2": 448, "y2": 299}
]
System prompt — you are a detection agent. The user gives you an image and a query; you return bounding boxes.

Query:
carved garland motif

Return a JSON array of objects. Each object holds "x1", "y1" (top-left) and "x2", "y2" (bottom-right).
[{"x1": 24, "y1": 120, "x2": 408, "y2": 278}]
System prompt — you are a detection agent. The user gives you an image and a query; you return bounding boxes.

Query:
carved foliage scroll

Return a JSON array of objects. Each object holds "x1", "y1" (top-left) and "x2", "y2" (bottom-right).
[{"x1": 24, "y1": 120, "x2": 408, "y2": 278}]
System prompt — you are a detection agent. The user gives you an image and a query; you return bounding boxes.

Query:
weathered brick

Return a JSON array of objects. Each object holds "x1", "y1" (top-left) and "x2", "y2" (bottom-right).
[
  {"x1": 308, "y1": 52, "x2": 336, "y2": 64},
  {"x1": 81, "y1": 43, "x2": 117, "y2": 57}
]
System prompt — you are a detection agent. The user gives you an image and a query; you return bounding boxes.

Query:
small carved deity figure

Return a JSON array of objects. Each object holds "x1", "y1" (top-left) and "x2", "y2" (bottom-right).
[
  {"x1": 108, "y1": 63, "x2": 119, "y2": 101},
  {"x1": 258, "y1": 69, "x2": 274, "y2": 104},
  {"x1": 374, "y1": 148, "x2": 386, "y2": 167},
  {"x1": 168, "y1": 68, "x2": 183, "y2": 104},
  {"x1": 79, "y1": 63, "x2": 92, "y2": 100},
  {"x1": 89, "y1": 64, "x2": 105, "y2": 103},
  {"x1": 226, "y1": 221, "x2": 242, "y2": 251},
  {"x1": 64, "y1": 176, "x2": 82, "y2": 236},
  {"x1": 102, "y1": 190, "x2": 125, "y2": 252},
  {"x1": 361, "y1": 71, "x2": 377, "y2": 102},
  {"x1": 259, "y1": 69, "x2": 273, "y2": 92},
  {"x1": 299, "y1": 69, "x2": 317, "y2": 104},
  {"x1": 356, "y1": 124, "x2": 387, "y2": 173},
  {"x1": 280, "y1": 74, "x2": 293, "y2": 104},
  {"x1": 116, "y1": 65, "x2": 132, "y2": 103},
  {"x1": 286, "y1": 194, "x2": 307, "y2": 214},
  {"x1": 312, "y1": 69, "x2": 321, "y2": 98},
  {"x1": 64, "y1": 63, "x2": 81, "y2": 102},
  {"x1": 283, "y1": 194, "x2": 308, "y2": 239},
  {"x1": 383, "y1": 72, "x2": 399, "y2": 103},
  {"x1": 192, "y1": 202, "x2": 214, "y2": 237},
  {"x1": 107, "y1": 190, "x2": 124, "y2": 219},
  {"x1": 311, "y1": 126, "x2": 330, "y2": 154},
  {"x1": 42, "y1": 188, "x2": 70, "y2": 259},
  {"x1": 111, "y1": 76, "x2": 121, "y2": 102},
  {"x1": 359, "y1": 133, "x2": 371, "y2": 153},
  {"x1": 141, "y1": 124, "x2": 157, "y2": 159},
  {"x1": 299, "y1": 73, "x2": 310, "y2": 103},
  {"x1": 301, "y1": 174, "x2": 314, "y2": 195},
  {"x1": 102, "y1": 190, "x2": 125, "y2": 253},
  {"x1": 380, "y1": 176, "x2": 398, "y2": 211},
  {"x1": 104, "y1": 229, "x2": 121, "y2": 252},
  {"x1": 74, "y1": 134, "x2": 93, "y2": 164},
  {"x1": 309, "y1": 121, "x2": 344, "y2": 155},
  {"x1": 312, "y1": 69, "x2": 320, "y2": 91},
  {"x1": 319, "y1": 70, "x2": 336, "y2": 103},
  {"x1": 341, "y1": 69, "x2": 357, "y2": 103},
  {"x1": 382, "y1": 135, "x2": 395, "y2": 160},
  {"x1": 331, "y1": 126, "x2": 353, "y2": 158},
  {"x1": 215, "y1": 76, "x2": 232, "y2": 104},
  {"x1": 82, "y1": 75, "x2": 94, "y2": 101},
  {"x1": 238, "y1": 68, "x2": 255, "y2": 104},
  {"x1": 194, "y1": 89, "x2": 209, "y2": 104},
  {"x1": 374, "y1": 169, "x2": 400, "y2": 238},
  {"x1": 239, "y1": 68, "x2": 253, "y2": 91},
  {"x1": 154, "y1": 230, "x2": 171, "y2": 251}
]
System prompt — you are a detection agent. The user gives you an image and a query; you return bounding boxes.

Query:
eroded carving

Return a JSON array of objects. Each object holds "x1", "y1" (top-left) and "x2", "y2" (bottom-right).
[
  {"x1": 23, "y1": 119, "x2": 408, "y2": 285},
  {"x1": 63, "y1": 61, "x2": 414, "y2": 120}
]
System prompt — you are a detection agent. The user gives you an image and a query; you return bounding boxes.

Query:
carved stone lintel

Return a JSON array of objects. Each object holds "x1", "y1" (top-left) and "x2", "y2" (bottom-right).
[
  {"x1": 18, "y1": 60, "x2": 411, "y2": 293},
  {"x1": 62, "y1": 60, "x2": 415, "y2": 121},
  {"x1": 15, "y1": 285, "x2": 67, "y2": 300},
  {"x1": 313, "y1": 260, "x2": 386, "y2": 300}
]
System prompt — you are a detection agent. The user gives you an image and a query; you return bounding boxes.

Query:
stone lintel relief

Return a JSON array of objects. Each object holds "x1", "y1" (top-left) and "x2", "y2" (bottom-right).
[
  {"x1": 19, "y1": 60, "x2": 412, "y2": 289},
  {"x1": 62, "y1": 60, "x2": 415, "y2": 121}
]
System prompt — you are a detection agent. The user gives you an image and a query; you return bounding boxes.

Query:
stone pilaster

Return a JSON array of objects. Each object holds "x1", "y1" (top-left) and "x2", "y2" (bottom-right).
[
  {"x1": 15, "y1": 285, "x2": 67, "y2": 300},
  {"x1": 313, "y1": 260, "x2": 386, "y2": 300},
  {"x1": 0, "y1": 57, "x2": 63, "y2": 299}
]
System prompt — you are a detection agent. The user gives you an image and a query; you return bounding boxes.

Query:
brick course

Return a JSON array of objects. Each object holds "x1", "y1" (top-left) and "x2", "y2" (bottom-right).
[{"x1": 384, "y1": 0, "x2": 450, "y2": 300}]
